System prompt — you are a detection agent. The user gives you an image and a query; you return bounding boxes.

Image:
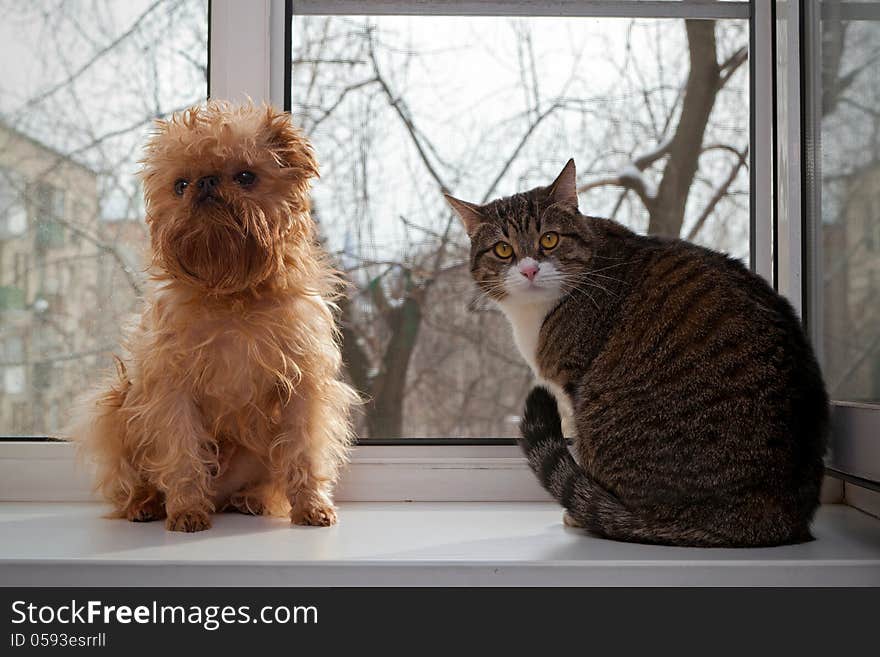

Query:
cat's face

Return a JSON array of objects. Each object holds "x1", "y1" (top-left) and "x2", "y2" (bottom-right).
[{"x1": 447, "y1": 160, "x2": 591, "y2": 307}]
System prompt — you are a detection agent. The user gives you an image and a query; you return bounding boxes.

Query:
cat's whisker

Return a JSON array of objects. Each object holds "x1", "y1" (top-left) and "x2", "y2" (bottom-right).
[
  {"x1": 583, "y1": 261, "x2": 632, "y2": 275},
  {"x1": 577, "y1": 279, "x2": 616, "y2": 297},
  {"x1": 561, "y1": 275, "x2": 610, "y2": 296},
  {"x1": 581, "y1": 271, "x2": 627, "y2": 285},
  {"x1": 559, "y1": 281, "x2": 600, "y2": 309},
  {"x1": 560, "y1": 273, "x2": 618, "y2": 298},
  {"x1": 574, "y1": 267, "x2": 626, "y2": 286}
]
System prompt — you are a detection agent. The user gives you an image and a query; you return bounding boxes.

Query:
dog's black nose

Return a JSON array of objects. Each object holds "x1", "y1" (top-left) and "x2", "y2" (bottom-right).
[
  {"x1": 196, "y1": 175, "x2": 220, "y2": 191},
  {"x1": 195, "y1": 175, "x2": 220, "y2": 202}
]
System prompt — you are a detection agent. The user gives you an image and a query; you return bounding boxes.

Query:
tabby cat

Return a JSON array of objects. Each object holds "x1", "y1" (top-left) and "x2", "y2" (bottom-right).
[{"x1": 446, "y1": 160, "x2": 828, "y2": 547}]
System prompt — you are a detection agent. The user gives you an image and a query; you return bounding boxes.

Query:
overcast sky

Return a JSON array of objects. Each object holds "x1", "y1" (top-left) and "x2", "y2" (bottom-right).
[
  {"x1": 0, "y1": 3, "x2": 749, "y2": 259},
  {"x1": 292, "y1": 14, "x2": 750, "y2": 262}
]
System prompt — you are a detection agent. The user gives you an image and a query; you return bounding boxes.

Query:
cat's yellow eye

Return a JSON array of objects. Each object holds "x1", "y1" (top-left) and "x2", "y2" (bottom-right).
[
  {"x1": 493, "y1": 242, "x2": 513, "y2": 259},
  {"x1": 540, "y1": 232, "x2": 560, "y2": 250}
]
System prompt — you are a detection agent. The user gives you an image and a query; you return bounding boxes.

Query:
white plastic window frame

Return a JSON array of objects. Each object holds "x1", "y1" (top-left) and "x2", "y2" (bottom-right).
[
  {"x1": 786, "y1": 0, "x2": 880, "y2": 489},
  {"x1": 1, "y1": 0, "x2": 772, "y2": 504}
]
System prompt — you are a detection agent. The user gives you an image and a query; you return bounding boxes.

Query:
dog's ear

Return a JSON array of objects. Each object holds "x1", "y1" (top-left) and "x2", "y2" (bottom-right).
[{"x1": 260, "y1": 106, "x2": 319, "y2": 179}]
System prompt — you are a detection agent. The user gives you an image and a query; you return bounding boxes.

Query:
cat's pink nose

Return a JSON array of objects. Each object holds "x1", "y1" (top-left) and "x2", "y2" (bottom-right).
[{"x1": 519, "y1": 263, "x2": 539, "y2": 281}]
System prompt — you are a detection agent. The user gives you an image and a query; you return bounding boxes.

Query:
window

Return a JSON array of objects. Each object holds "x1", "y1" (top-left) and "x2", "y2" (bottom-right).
[
  {"x1": 12, "y1": 252, "x2": 29, "y2": 303},
  {"x1": 1, "y1": 0, "x2": 875, "y2": 501},
  {"x1": 11, "y1": 402, "x2": 29, "y2": 434},
  {"x1": 1, "y1": 336, "x2": 25, "y2": 398},
  {"x1": 290, "y1": 6, "x2": 750, "y2": 439},
  {"x1": 811, "y1": 4, "x2": 880, "y2": 403},
  {"x1": 32, "y1": 182, "x2": 66, "y2": 250},
  {"x1": 0, "y1": 0, "x2": 209, "y2": 438},
  {"x1": 0, "y1": 167, "x2": 27, "y2": 239},
  {"x1": 802, "y1": 0, "x2": 880, "y2": 483}
]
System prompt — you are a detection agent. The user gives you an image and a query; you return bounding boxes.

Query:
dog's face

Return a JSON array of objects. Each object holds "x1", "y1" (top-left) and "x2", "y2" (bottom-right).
[{"x1": 141, "y1": 102, "x2": 318, "y2": 294}]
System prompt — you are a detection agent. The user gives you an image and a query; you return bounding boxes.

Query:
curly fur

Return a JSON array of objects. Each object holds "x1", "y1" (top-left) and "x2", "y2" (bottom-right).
[{"x1": 69, "y1": 101, "x2": 358, "y2": 531}]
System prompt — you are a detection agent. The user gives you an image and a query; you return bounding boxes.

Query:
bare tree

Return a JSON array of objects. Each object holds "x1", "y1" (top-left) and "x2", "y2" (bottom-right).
[
  {"x1": 0, "y1": 0, "x2": 207, "y2": 434},
  {"x1": 1, "y1": 8, "x2": 756, "y2": 439},
  {"x1": 578, "y1": 20, "x2": 748, "y2": 238},
  {"x1": 292, "y1": 17, "x2": 750, "y2": 438}
]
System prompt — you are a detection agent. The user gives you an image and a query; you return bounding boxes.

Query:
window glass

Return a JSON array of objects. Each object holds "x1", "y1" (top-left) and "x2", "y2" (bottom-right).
[
  {"x1": 812, "y1": 3, "x2": 880, "y2": 404},
  {"x1": 291, "y1": 15, "x2": 750, "y2": 438},
  {"x1": 0, "y1": 0, "x2": 209, "y2": 437}
]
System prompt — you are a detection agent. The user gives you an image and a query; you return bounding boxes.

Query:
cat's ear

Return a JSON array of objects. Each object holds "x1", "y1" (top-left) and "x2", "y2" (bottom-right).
[
  {"x1": 548, "y1": 159, "x2": 578, "y2": 208},
  {"x1": 444, "y1": 194, "x2": 485, "y2": 235}
]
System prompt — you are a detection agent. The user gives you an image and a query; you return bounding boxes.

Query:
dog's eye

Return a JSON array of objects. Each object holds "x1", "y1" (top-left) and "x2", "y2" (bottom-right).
[
  {"x1": 173, "y1": 179, "x2": 189, "y2": 196},
  {"x1": 234, "y1": 171, "x2": 257, "y2": 186}
]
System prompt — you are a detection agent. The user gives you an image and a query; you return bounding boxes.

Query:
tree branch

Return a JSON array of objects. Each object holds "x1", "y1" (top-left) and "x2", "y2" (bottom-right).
[
  {"x1": 649, "y1": 20, "x2": 721, "y2": 237},
  {"x1": 480, "y1": 102, "x2": 559, "y2": 203},
  {"x1": 15, "y1": 0, "x2": 171, "y2": 113},
  {"x1": 686, "y1": 145, "x2": 749, "y2": 241},
  {"x1": 718, "y1": 45, "x2": 747, "y2": 88},
  {"x1": 367, "y1": 32, "x2": 448, "y2": 192}
]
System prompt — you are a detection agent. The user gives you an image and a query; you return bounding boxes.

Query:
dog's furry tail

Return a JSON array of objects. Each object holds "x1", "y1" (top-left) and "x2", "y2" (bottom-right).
[
  {"x1": 71, "y1": 355, "x2": 132, "y2": 443},
  {"x1": 110, "y1": 355, "x2": 132, "y2": 393},
  {"x1": 66, "y1": 354, "x2": 136, "y2": 513},
  {"x1": 519, "y1": 386, "x2": 726, "y2": 546},
  {"x1": 90, "y1": 355, "x2": 133, "y2": 426}
]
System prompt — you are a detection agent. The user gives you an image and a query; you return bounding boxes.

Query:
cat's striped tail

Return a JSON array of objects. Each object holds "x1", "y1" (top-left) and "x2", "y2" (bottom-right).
[{"x1": 518, "y1": 386, "x2": 725, "y2": 546}]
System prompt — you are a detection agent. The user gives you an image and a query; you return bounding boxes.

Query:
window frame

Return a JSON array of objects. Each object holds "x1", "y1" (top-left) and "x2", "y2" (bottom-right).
[
  {"x1": 286, "y1": 0, "x2": 761, "y2": 448},
  {"x1": 2, "y1": 0, "x2": 864, "y2": 502},
  {"x1": 790, "y1": 0, "x2": 880, "y2": 488}
]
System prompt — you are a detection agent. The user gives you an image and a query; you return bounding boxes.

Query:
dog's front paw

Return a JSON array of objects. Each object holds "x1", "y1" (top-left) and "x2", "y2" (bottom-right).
[
  {"x1": 225, "y1": 491, "x2": 266, "y2": 516},
  {"x1": 125, "y1": 496, "x2": 165, "y2": 523},
  {"x1": 290, "y1": 500, "x2": 337, "y2": 527},
  {"x1": 166, "y1": 510, "x2": 212, "y2": 532}
]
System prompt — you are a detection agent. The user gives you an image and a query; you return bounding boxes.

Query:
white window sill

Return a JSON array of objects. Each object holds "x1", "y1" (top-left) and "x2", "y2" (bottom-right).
[{"x1": 1, "y1": 502, "x2": 878, "y2": 586}]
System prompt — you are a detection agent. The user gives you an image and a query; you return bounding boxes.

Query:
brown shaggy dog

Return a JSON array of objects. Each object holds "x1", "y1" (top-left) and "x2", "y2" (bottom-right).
[{"x1": 70, "y1": 101, "x2": 358, "y2": 532}]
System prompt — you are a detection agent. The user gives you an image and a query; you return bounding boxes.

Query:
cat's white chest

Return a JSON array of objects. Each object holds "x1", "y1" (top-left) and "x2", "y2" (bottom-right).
[
  {"x1": 497, "y1": 299, "x2": 557, "y2": 375},
  {"x1": 498, "y1": 298, "x2": 576, "y2": 435}
]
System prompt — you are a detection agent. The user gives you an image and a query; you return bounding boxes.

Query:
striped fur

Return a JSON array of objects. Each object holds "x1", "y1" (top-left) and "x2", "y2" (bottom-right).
[
  {"x1": 521, "y1": 387, "x2": 743, "y2": 546},
  {"x1": 451, "y1": 160, "x2": 827, "y2": 548}
]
